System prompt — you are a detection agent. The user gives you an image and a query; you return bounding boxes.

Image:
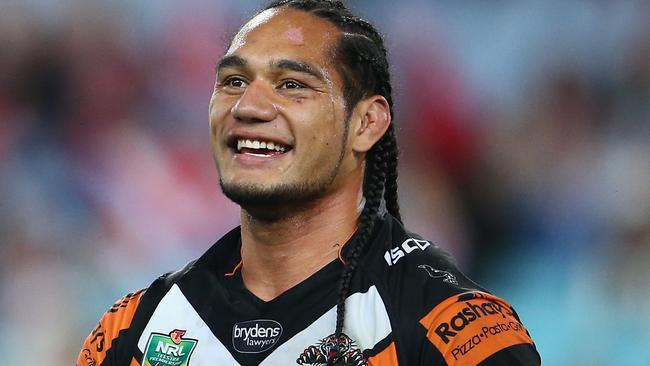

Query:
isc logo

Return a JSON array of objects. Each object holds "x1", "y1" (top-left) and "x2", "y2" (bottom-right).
[
  {"x1": 155, "y1": 341, "x2": 187, "y2": 357},
  {"x1": 384, "y1": 238, "x2": 431, "y2": 266}
]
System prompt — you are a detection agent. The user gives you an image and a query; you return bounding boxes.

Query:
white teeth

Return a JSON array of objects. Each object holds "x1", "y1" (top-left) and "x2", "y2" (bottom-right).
[{"x1": 236, "y1": 138, "x2": 288, "y2": 153}]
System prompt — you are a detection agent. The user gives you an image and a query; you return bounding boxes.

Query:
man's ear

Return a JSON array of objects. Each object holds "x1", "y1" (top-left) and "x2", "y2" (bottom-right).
[{"x1": 350, "y1": 95, "x2": 391, "y2": 153}]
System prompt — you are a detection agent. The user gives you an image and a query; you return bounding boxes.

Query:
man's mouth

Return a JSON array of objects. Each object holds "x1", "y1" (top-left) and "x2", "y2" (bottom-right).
[{"x1": 233, "y1": 138, "x2": 292, "y2": 157}]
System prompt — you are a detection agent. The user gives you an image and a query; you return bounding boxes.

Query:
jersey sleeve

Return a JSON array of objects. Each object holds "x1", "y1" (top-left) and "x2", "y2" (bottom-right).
[
  {"x1": 419, "y1": 291, "x2": 540, "y2": 366},
  {"x1": 77, "y1": 289, "x2": 146, "y2": 366}
]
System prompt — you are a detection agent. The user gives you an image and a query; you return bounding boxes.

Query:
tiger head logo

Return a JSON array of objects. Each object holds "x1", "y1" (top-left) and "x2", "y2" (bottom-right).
[{"x1": 296, "y1": 333, "x2": 367, "y2": 366}]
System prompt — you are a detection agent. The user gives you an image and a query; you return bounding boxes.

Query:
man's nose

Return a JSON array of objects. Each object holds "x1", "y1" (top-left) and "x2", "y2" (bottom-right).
[{"x1": 231, "y1": 81, "x2": 278, "y2": 123}]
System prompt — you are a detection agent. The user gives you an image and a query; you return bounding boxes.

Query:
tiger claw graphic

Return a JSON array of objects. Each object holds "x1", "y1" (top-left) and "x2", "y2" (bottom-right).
[{"x1": 418, "y1": 265, "x2": 458, "y2": 285}]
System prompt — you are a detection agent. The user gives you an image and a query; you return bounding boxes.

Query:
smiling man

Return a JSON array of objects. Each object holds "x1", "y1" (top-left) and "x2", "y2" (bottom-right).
[{"x1": 77, "y1": 1, "x2": 540, "y2": 365}]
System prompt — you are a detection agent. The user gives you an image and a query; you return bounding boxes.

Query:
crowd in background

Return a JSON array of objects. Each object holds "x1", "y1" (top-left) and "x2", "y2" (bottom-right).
[{"x1": 1, "y1": 1, "x2": 648, "y2": 365}]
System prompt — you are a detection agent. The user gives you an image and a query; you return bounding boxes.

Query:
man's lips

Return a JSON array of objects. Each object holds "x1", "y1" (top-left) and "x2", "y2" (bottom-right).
[
  {"x1": 231, "y1": 144, "x2": 292, "y2": 164},
  {"x1": 237, "y1": 139, "x2": 288, "y2": 153},
  {"x1": 226, "y1": 134, "x2": 293, "y2": 157}
]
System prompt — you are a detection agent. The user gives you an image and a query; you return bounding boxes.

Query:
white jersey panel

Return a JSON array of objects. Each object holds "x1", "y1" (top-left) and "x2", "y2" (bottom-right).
[
  {"x1": 261, "y1": 285, "x2": 392, "y2": 365},
  {"x1": 137, "y1": 284, "x2": 241, "y2": 365}
]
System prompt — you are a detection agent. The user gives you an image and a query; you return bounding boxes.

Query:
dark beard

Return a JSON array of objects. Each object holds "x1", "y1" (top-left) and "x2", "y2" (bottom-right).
[
  {"x1": 219, "y1": 164, "x2": 344, "y2": 221},
  {"x1": 220, "y1": 177, "x2": 337, "y2": 207},
  {"x1": 218, "y1": 118, "x2": 350, "y2": 214}
]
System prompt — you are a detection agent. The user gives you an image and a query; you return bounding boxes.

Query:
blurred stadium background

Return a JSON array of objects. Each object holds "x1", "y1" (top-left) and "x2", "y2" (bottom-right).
[{"x1": 1, "y1": 0, "x2": 649, "y2": 364}]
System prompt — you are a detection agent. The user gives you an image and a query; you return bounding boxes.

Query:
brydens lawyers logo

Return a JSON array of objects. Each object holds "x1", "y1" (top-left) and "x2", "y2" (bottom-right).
[
  {"x1": 143, "y1": 329, "x2": 198, "y2": 366},
  {"x1": 232, "y1": 319, "x2": 283, "y2": 353}
]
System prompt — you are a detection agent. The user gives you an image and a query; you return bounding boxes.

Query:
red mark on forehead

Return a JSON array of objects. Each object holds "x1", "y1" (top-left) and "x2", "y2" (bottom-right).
[{"x1": 283, "y1": 27, "x2": 305, "y2": 44}]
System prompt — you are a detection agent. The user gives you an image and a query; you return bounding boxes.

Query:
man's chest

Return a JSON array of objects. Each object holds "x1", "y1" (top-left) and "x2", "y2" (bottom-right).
[{"x1": 135, "y1": 282, "x2": 393, "y2": 366}]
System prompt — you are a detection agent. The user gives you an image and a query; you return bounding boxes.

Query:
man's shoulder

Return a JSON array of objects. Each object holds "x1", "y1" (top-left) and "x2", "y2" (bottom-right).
[
  {"x1": 360, "y1": 215, "x2": 540, "y2": 365},
  {"x1": 76, "y1": 228, "x2": 242, "y2": 366},
  {"x1": 362, "y1": 214, "x2": 484, "y2": 301},
  {"x1": 77, "y1": 289, "x2": 147, "y2": 366},
  {"x1": 75, "y1": 261, "x2": 196, "y2": 366}
]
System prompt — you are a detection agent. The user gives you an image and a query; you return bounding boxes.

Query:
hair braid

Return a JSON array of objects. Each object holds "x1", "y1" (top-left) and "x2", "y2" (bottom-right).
[
  {"x1": 257, "y1": 2, "x2": 400, "y2": 364},
  {"x1": 382, "y1": 125, "x2": 401, "y2": 222},
  {"x1": 330, "y1": 139, "x2": 388, "y2": 365}
]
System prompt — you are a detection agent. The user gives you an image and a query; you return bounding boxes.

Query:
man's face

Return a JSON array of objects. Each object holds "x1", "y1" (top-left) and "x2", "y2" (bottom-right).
[{"x1": 209, "y1": 8, "x2": 354, "y2": 207}]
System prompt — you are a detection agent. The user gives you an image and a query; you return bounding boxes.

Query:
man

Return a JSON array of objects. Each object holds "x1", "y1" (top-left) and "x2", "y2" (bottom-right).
[{"x1": 77, "y1": 1, "x2": 541, "y2": 365}]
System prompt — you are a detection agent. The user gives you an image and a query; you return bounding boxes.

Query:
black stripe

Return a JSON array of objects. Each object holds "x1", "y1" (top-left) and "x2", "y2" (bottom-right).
[
  {"x1": 416, "y1": 332, "x2": 449, "y2": 366},
  {"x1": 477, "y1": 343, "x2": 541, "y2": 366},
  {"x1": 363, "y1": 333, "x2": 393, "y2": 358}
]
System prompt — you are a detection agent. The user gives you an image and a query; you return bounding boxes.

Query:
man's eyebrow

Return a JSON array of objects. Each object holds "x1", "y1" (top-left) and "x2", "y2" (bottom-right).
[
  {"x1": 271, "y1": 59, "x2": 325, "y2": 82},
  {"x1": 215, "y1": 55, "x2": 247, "y2": 73}
]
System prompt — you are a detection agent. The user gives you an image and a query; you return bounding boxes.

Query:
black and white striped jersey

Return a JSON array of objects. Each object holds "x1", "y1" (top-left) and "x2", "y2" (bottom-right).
[{"x1": 77, "y1": 213, "x2": 540, "y2": 366}]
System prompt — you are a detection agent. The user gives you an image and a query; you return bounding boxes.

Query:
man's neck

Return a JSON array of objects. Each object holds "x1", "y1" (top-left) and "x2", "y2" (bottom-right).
[{"x1": 239, "y1": 187, "x2": 362, "y2": 302}]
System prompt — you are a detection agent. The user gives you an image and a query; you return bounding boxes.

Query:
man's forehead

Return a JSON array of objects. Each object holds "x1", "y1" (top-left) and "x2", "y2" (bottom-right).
[
  {"x1": 228, "y1": 8, "x2": 278, "y2": 53},
  {"x1": 227, "y1": 8, "x2": 339, "y2": 55}
]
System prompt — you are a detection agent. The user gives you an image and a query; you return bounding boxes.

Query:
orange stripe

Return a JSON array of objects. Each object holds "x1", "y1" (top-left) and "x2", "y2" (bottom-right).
[
  {"x1": 420, "y1": 292, "x2": 533, "y2": 366},
  {"x1": 77, "y1": 290, "x2": 145, "y2": 366},
  {"x1": 224, "y1": 260, "x2": 242, "y2": 277},
  {"x1": 367, "y1": 342, "x2": 398, "y2": 366},
  {"x1": 130, "y1": 356, "x2": 141, "y2": 366},
  {"x1": 337, "y1": 226, "x2": 359, "y2": 264},
  {"x1": 337, "y1": 242, "x2": 347, "y2": 264}
]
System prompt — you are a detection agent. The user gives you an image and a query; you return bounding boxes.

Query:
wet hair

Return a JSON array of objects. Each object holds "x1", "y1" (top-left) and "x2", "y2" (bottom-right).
[{"x1": 260, "y1": 1, "x2": 401, "y2": 364}]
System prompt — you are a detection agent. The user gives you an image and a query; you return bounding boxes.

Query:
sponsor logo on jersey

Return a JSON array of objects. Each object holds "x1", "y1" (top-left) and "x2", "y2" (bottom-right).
[
  {"x1": 143, "y1": 329, "x2": 198, "y2": 366},
  {"x1": 297, "y1": 333, "x2": 367, "y2": 366},
  {"x1": 232, "y1": 319, "x2": 283, "y2": 353},
  {"x1": 384, "y1": 238, "x2": 431, "y2": 266},
  {"x1": 418, "y1": 264, "x2": 458, "y2": 285},
  {"x1": 433, "y1": 298, "x2": 514, "y2": 344},
  {"x1": 421, "y1": 293, "x2": 535, "y2": 365},
  {"x1": 81, "y1": 349, "x2": 97, "y2": 366}
]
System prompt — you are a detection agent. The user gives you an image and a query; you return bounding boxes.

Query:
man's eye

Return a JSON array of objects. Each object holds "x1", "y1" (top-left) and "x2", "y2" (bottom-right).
[
  {"x1": 223, "y1": 77, "x2": 247, "y2": 88},
  {"x1": 279, "y1": 80, "x2": 304, "y2": 89}
]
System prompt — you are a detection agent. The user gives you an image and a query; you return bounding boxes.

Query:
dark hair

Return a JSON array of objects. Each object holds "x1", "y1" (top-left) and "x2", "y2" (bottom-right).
[{"x1": 262, "y1": 1, "x2": 401, "y2": 364}]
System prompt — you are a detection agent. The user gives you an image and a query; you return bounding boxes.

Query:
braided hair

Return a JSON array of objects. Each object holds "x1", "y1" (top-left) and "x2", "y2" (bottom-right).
[{"x1": 261, "y1": 1, "x2": 401, "y2": 364}]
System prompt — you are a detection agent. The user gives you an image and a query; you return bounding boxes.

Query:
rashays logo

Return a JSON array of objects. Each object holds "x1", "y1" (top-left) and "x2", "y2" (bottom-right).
[
  {"x1": 232, "y1": 319, "x2": 283, "y2": 353},
  {"x1": 434, "y1": 297, "x2": 515, "y2": 344}
]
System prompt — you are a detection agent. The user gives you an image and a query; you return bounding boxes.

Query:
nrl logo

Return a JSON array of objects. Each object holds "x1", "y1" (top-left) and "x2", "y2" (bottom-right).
[{"x1": 143, "y1": 329, "x2": 198, "y2": 366}]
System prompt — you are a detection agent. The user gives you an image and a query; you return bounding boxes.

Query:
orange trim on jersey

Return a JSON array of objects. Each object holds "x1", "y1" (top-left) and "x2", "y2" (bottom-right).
[
  {"x1": 367, "y1": 342, "x2": 398, "y2": 366},
  {"x1": 224, "y1": 260, "x2": 242, "y2": 277},
  {"x1": 130, "y1": 356, "x2": 141, "y2": 366},
  {"x1": 337, "y1": 226, "x2": 359, "y2": 265},
  {"x1": 338, "y1": 243, "x2": 347, "y2": 264},
  {"x1": 77, "y1": 289, "x2": 146, "y2": 366},
  {"x1": 420, "y1": 291, "x2": 534, "y2": 366}
]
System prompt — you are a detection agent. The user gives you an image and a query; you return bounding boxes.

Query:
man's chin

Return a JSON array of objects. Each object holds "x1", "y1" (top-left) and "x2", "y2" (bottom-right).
[{"x1": 220, "y1": 180, "x2": 327, "y2": 209}]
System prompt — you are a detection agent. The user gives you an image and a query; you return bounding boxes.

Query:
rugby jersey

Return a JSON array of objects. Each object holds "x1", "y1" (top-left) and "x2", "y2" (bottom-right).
[{"x1": 77, "y1": 213, "x2": 540, "y2": 365}]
